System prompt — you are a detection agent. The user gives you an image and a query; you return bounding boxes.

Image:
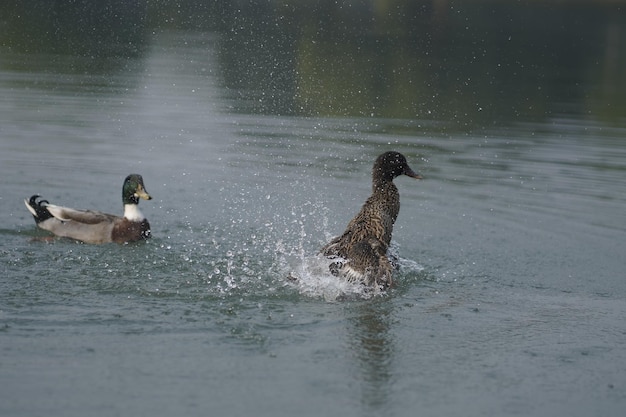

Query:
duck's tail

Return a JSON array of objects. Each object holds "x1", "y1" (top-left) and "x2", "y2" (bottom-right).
[{"x1": 24, "y1": 195, "x2": 54, "y2": 224}]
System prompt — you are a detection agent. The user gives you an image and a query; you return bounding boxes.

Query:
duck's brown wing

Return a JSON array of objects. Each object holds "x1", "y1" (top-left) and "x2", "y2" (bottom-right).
[{"x1": 320, "y1": 234, "x2": 344, "y2": 257}]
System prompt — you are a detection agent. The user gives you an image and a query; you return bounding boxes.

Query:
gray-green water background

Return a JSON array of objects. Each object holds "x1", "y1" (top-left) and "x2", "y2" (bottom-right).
[{"x1": 1, "y1": 1, "x2": 625, "y2": 416}]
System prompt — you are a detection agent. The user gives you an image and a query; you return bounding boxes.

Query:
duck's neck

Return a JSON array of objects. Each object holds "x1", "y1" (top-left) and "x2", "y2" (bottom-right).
[
  {"x1": 372, "y1": 178, "x2": 397, "y2": 195},
  {"x1": 123, "y1": 204, "x2": 145, "y2": 221},
  {"x1": 371, "y1": 179, "x2": 400, "y2": 223}
]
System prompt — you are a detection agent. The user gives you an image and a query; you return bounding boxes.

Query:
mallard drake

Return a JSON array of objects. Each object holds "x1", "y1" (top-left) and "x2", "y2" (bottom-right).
[
  {"x1": 24, "y1": 174, "x2": 152, "y2": 244},
  {"x1": 320, "y1": 151, "x2": 421, "y2": 289}
]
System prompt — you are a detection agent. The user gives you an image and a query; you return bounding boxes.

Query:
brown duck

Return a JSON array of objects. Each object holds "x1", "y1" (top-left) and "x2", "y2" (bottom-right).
[
  {"x1": 24, "y1": 174, "x2": 152, "y2": 244},
  {"x1": 320, "y1": 151, "x2": 422, "y2": 289}
]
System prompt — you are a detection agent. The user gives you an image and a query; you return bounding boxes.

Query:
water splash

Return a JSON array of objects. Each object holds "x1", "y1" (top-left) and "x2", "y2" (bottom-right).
[
  {"x1": 280, "y1": 253, "x2": 377, "y2": 301},
  {"x1": 266, "y1": 200, "x2": 382, "y2": 300},
  {"x1": 279, "y1": 249, "x2": 424, "y2": 301}
]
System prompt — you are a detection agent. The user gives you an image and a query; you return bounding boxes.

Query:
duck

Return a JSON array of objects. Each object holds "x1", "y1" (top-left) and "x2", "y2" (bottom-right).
[
  {"x1": 24, "y1": 174, "x2": 152, "y2": 244},
  {"x1": 320, "y1": 151, "x2": 422, "y2": 289}
]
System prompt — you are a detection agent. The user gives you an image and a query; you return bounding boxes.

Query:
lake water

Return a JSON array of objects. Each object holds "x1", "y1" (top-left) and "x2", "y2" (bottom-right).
[{"x1": 1, "y1": 4, "x2": 626, "y2": 417}]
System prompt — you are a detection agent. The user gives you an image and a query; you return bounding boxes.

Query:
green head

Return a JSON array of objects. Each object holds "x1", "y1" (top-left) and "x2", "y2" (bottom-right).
[{"x1": 122, "y1": 174, "x2": 152, "y2": 205}]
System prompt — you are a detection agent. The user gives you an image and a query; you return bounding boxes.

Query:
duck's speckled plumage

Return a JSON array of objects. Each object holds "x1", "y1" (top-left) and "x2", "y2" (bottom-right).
[
  {"x1": 24, "y1": 174, "x2": 152, "y2": 244},
  {"x1": 321, "y1": 151, "x2": 421, "y2": 289}
]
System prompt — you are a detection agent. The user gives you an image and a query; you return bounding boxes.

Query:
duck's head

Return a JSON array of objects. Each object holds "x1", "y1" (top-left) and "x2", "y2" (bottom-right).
[
  {"x1": 373, "y1": 151, "x2": 422, "y2": 182},
  {"x1": 123, "y1": 174, "x2": 152, "y2": 205}
]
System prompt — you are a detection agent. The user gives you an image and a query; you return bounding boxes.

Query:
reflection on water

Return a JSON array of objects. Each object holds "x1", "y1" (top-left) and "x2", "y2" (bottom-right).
[
  {"x1": 215, "y1": 1, "x2": 626, "y2": 123},
  {"x1": 2, "y1": 0, "x2": 625, "y2": 123},
  {"x1": 347, "y1": 301, "x2": 396, "y2": 413},
  {"x1": 2, "y1": 1, "x2": 148, "y2": 60}
]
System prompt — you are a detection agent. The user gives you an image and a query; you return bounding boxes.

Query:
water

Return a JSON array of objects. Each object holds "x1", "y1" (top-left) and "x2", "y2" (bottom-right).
[{"x1": 2, "y1": 5, "x2": 626, "y2": 417}]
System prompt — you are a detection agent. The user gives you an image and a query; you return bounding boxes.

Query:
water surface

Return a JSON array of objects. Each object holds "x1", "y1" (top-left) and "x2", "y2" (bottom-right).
[{"x1": 1, "y1": 6, "x2": 626, "y2": 417}]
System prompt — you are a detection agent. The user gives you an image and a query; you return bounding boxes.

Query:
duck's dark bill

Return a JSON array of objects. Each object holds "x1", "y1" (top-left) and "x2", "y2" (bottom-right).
[{"x1": 405, "y1": 168, "x2": 423, "y2": 180}]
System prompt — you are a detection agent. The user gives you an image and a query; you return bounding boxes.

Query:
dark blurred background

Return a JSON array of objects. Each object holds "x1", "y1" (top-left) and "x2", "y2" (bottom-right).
[{"x1": 1, "y1": 0, "x2": 625, "y2": 125}]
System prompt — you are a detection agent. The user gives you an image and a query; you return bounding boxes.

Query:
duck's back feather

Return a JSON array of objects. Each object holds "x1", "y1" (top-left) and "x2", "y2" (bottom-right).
[
  {"x1": 46, "y1": 205, "x2": 117, "y2": 225},
  {"x1": 321, "y1": 182, "x2": 398, "y2": 260}
]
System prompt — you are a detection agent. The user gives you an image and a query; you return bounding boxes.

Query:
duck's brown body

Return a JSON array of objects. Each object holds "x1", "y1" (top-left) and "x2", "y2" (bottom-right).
[{"x1": 321, "y1": 152, "x2": 421, "y2": 289}]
